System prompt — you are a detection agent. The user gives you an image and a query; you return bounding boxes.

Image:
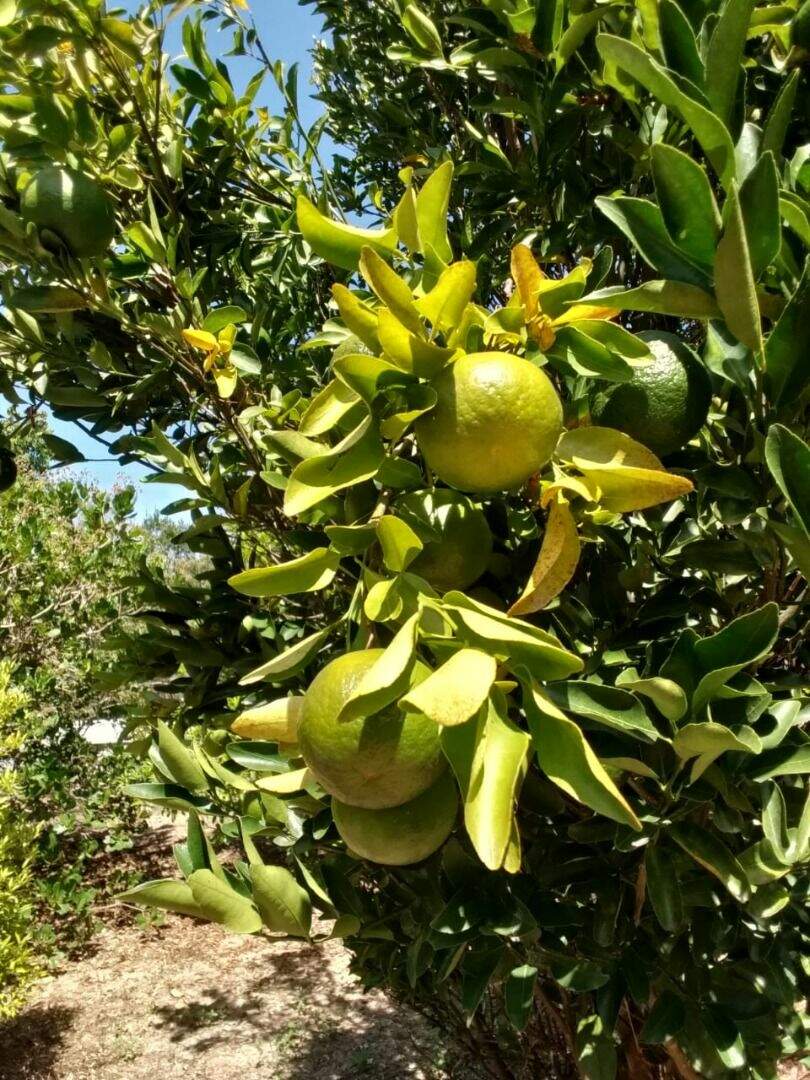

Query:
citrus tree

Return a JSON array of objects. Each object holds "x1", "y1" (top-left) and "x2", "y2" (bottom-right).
[{"x1": 1, "y1": 1, "x2": 808, "y2": 1077}]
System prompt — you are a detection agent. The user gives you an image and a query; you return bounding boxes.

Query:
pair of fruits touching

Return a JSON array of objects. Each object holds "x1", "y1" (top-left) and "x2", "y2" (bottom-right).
[{"x1": 20, "y1": 166, "x2": 114, "y2": 258}]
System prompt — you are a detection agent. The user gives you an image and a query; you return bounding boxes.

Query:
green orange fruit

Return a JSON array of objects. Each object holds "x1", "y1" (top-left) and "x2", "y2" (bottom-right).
[
  {"x1": 332, "y1": 776, "x2": 458, "y2": 865},
  {"x1": 414, "y1": 352, "x2": 562, "y2": 493},
  {"x1": 21, "y1": 167, "x2": 115, "y2": 259},
  {"x1": 298, "y1": 650, "x2": 444, "y2": 809},
  {"x1": 590, "y1": 332, "x2": 711, "y2": 457},
  {"x1": 396, "y1": 488, "x2": 492, "y2": 592}
]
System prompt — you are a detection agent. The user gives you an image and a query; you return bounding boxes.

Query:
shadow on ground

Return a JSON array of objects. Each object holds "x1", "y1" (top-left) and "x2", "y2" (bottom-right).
[{"x1": 0, "y1": 1005, "x2": 75, "y2": 1080}]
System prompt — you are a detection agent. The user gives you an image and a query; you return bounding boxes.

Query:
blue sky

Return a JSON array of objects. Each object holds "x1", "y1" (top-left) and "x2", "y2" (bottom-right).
[{"x1": 10, "y1": 0, "x2": 327, "y2": 519}]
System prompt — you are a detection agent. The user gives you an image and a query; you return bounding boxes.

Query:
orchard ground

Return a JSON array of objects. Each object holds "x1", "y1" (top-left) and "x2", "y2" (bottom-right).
[{"x1": 0, "y1": 814, "x2": 482, "y2": 1080}]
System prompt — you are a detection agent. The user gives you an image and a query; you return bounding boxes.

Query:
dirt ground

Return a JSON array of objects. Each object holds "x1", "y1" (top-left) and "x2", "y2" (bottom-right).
[
  {"x1": 0, "y1": 813, "x2": 462, "y2": 1080},
  {"x1": 0, "y1": 913, "x2": 455, "y2": 1080}
]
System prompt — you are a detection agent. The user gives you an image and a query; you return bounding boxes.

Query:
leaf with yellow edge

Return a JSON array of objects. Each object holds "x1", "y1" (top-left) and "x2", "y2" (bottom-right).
[
  {"x1": 441, "y1": 690, "x2": 530, "y2": 871},
  {"x1": 400, "y1": 648, "x2": 497, "y2": 727},
  {"x1": 416, "y1": 160, "x2": 453, "y2": 266},
  {"x1": 414, "y1": 260, "x2": 477, "y2": 337},
  {"x1": 378, "y1": 308, "x2": 455, "y2": 378},
  {"x1": 510, "y1": 244, "x2": 546, "y2": 322},
  {"x1": 331, "y1": 285, "x2": 381, "y2": 352},
  {"x1": 508, "y1": 492, "x2": 580, "y2": 616},
  {"x1": 231, "y1": 697, "x2": 304, "y2": 742},
  {"x1": 556, "y1": 427, "x2": 694, "y2": 513},
  {"x1": 297, "y1": 195, "x2": 396, "y2": 271},
  {"x1": 256, "y1": 767, "x2": 313, "y2": 794},
  {"x1": 183, "y1": 328, "x2": 218, "y2": 352},
  {"x1": 553, "y1": 303, "x2": 620, "y2": 327},
  {"x1": 338, "y1": 612, "x2": 420, "y2": 722},
  {"x1": 523, "y1": 683, "x2": 642, "y2": 831},
  {"x1": 359, "y1": 247, "x2": 424, "y2": 337}
]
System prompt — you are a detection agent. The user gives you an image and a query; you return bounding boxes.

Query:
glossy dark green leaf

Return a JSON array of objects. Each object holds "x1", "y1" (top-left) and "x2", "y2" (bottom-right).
[
  {"x1": 670, "y1": 823, "x2": 750, "y2": 901},
  {"x1": 640, "y1": 991, "x2": 686, "y2": 1044},
  {"x1": 645, "y1": 844, "x2": 684, "y2": 931},
  {"x1": 504, "y1": 965, "x2": 537, "y2": 1031},
  {"x1": 124, "y1": 782, "x2": 209, "y2": 812},
  {"x1": 595, "y1": 196, "x2": 710, "y2": 287},
  {"x1": 765, "y1": 424, "x2": 810, "y2": 536},
  {"x1": 575, "y1": 1013, "x2": 617, "y2": 1080},
  {"x1": 659, "y1": 0, "x2": 704, "y2": 86},
  {"x1": 651, "y1": 144, "x2": 719, "y2": 271},
  {"x1": 766, "y1": 258, "x2": 810, "y2": 405},
  {"x1": 762, "y1": 69, "x2": 800, "y2": 159},
  {"x1": 739, "y1": 152, "x2": 780, "y2": 280},
  {"x1": 545, "y1": 681, "x2": 662, "y2": 743}
]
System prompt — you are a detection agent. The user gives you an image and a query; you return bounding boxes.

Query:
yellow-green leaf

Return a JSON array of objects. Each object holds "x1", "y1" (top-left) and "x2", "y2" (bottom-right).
[
  {"x1": 338, "y1": 612, "x2": 420, "y2": 722},
  {"x1": 158, "y1": 720, "x2": 207, "y2": 791},
  {"x1": 614, "y1": 670, "x2": 687, "y2": 723},
  {"x1": 256, "y1": 767, "x2": 313, "y2": 794},
  {"x1": 284, "y1": 418, "x2": 384, "y2": 517},
  {"x1": 359, "y1": 246, "x2": 424, "y2": 337},
  {"x1": 415, "y1": 260, "x2": 477, "y2": 336},
  {"x1": 299, "y1": 378, "x2": 360, "y2": 437},
  {"x1": 331, "y1": 284, "x2": 381, "y2": 352},
  {"x1": 416, "y1": 160, "x2": 453, "y2": 266},
  {"x1": 250, "y1": 864, "x2": 312, "y2": 937},
  {"x1": 297, "y1": 194, "x2": 396, "y2": 271},
  {"x1": 524, "y1": 685, "x2": 642, "y2": 831},
  {"x1": 228, "y1": 548, "x2": 341, "y2": 598},
  {"x1": 400, "y1": 648, "x2": 496, "y2": 727},
  {"x1": 213, "y1": 363, "x2": 238, "y2": 399},
  {"x1": 118, "y1": 879, "x2": 204, "y2": 919},
  {"x1": 376, "y1": 515, "x2": 423, "y2": 572},
  {"x1": 508, "y1": 493, "x2": 580, "y2": 616},
  {"x1": 231, "y1": 697, "x2": 304, "y2": 742},
  {"x1": 188, "y1": 869, "x2": 263, "y2": 934},
  {"x1": 441, "y1": 693, "x2": 530, "y2": 871},
  {"x1": 377, "y1": 308, "x2": 455, "y2": 378},
  {"x1": 239, "y1": 627, "x2": 332, "y2": 686},
  {"x1": 715, "y1": 183, "x2": 763, "y2": 353}
]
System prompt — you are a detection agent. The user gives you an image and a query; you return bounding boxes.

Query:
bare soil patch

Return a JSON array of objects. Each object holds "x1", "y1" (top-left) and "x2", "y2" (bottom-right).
[{"x1": 0, "y1": 914, "x2": 456, "y2": 1080}]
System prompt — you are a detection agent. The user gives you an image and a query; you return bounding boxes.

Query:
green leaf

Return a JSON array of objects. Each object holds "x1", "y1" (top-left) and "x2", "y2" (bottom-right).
[
  {"x1": 416, "y1": 160, "x2": 453, "y2": 266},
  {"x1": 673, "y1": 721, "x2": 761, "y2": 759},
  {"x1": 188, "y1": 869, "x2": 263, "y2": 934},
  {"x1": 659, "y1": 0, "x2": 704, "y2": 86},
  {"x1": 549, "y1": 326, "x2": 635, "y2": 382},
  {"x1": 442, "y1": 591, "x2": 584, "y2": 681},
  {"x1": 157, "y1": 721, "x2": 208, "y2": 791},
  {"x1": 762, "y1": 69, "x2": 800, "y2": 159},
  {"x1": 338, "y1": 612, "x2": 420, "y2": 722},
  {"x1": 556, "y1": 8, "x2": 611, "y2": 71},
  {"x1": 750, "y1": 742, "x2": 810, "y2": 781},
  {"x1": 118, "y1": 879, "x2": 204, "y2": 919},
  {"x1": 614, "y1": 670, "x2": 687, "y2": 723},
  {"x1": 640, "y1": 991, "x2": 686, "y2": 1044},
  {"x1": 284, "y1": 418, "x2": 384, "y2": 517},
  {"x1": 704, "y1": 0, "x2": 755, "y2": 129},
  {"x1": 250, "y1": 864, "x2": 312, "y2": 937},
  {"x1": 331, "y1": 284, "x2": 381, "y2": 351},
  {"x1": 441, "y1": 693, "x2": 530, "y2": 871},
  {"x1": 202, "y1": 305, "x2": 248, "y2": 333},
  {"x1": 645, "y1": 845, "x2": 684, "y2": 931},
  {"x1": 225, "y1": 742, "x2": 292, "y2": 772},
  {"x1": 670, "y1": 824, "x2": 750, "y2": 901},
  {"x1": 239, "y1": 626, "x2": 332, "y2": 686},
  {"x1": 228, "y1": 548, "x2": 341, "y2": 598},
  {"x1": 715, "y1": 182, "x2": 763, "y2": 352},
  {"x1": 765, "y1": 424, "x2": 810, "y2": 537},
  {"x1": 575, "y1": 1014, "x2": 617, "y2": 1080},
  {"x1": 691, "y1": 603, "x2": 779, "y2": 715},
  {"x1": 400, "y1": 648, "x2": 496, "y2": 727},
  {"x1": 701, "y1": 1008, "x2": 747, "y2": 1070},
  {"x1": 595, "y1": 34, "x2": 736, "y2": 189},
  {"x1": 524, "y1": 684, "x2": 642, "y2": 831},
  {"x1": 546, "y1": 681, "x2": 663, "y2": 743},
  {"x1": 504, "y1": 965, "x2": 537, "y2": 1031},
  {"x1": 579, "y1": 281, "x2": 720, "y2": 319},
  {"x1": 7, "y1": 285, "x2": 88, "y2": 312},
  {"x1": 651, "y1": 144, "x2": 720, "y2": 272},
  {"x1": 739, "y1": 152, "x2": 780, "y2": 280},
  {"x1": 376, "y1": 515, "x2": 423, "y2": 572},
  {"x1": 42, "y1": 433, "x2": 86, "y2": 464},
  {"x1": 595, "y1": 196, "x2": 710, "y2": 287},
  {"x1": 124, "y1": 782, "x2": 208, "y2": 812},
  {"x1": 766, "y1": 258, "x2": 810, "y2": 406},
  {"x1": 296, "y1": 194, "x2": 396, "y2": 271}
]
